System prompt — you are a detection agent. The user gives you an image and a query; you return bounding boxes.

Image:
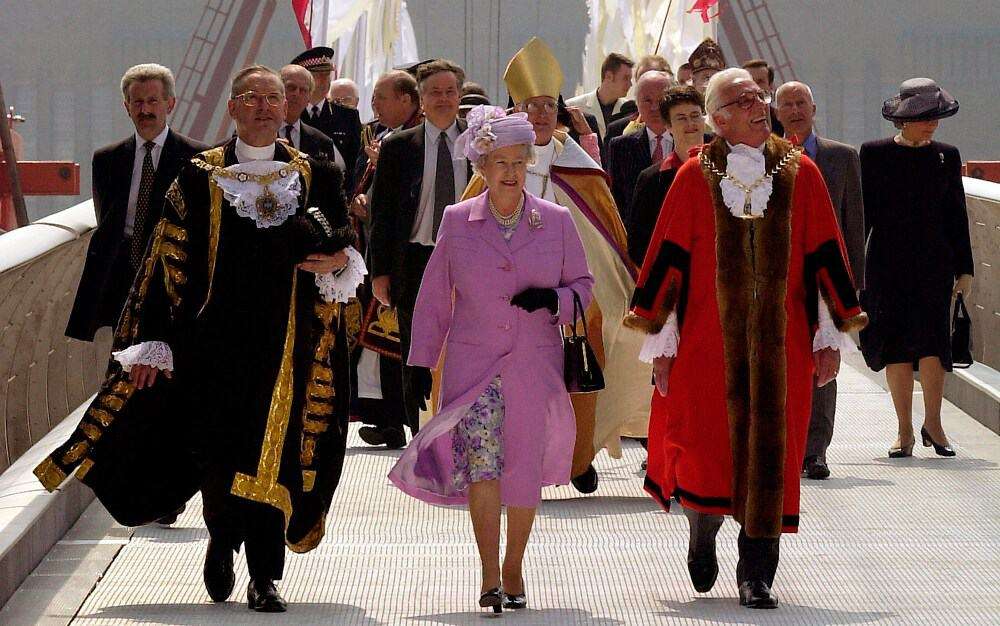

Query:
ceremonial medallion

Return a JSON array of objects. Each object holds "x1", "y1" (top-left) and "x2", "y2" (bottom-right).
[{"x1": 255, "y1": 186, "x2": 280, "y2": 222}]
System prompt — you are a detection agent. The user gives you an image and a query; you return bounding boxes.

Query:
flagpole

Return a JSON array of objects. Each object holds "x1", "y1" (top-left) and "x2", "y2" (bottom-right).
[{"x1": 653, "y1": 0, "x2": 675, "y2": 55}]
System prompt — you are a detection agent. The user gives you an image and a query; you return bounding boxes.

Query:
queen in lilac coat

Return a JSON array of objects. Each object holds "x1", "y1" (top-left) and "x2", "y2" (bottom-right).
[
  {"x1": 388, "y1": 107, "x2": 593, "y2": 611},
  {"x1": 389, "y1": 189, "x2": 594, "y2": 507}
]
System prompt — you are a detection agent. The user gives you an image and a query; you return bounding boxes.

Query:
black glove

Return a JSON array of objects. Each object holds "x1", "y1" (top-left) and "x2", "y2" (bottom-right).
[{"x1": 510, "y1": 287, "x2": 558, "y2": 315}]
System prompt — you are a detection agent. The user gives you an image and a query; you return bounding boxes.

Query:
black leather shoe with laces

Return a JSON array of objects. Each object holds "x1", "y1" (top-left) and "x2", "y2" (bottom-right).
[
  {"x1": 247, "y1": 579, "x2": 287, "y2": 612},
  {"x1": 738, "y1": 580, "x2": 778, "y2": 609}
]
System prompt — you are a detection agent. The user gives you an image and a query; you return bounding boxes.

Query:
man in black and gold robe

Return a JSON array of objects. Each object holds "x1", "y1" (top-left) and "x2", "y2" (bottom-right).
[{"x1": 34, "y1": 65, "x2": 363, "y2": 613}]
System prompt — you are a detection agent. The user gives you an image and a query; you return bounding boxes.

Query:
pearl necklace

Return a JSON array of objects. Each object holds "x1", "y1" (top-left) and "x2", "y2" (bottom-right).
[
  {"x1": 894, "y1": 133, "x2": 931, "y2": 148},
  {"x1": 489, "y1": 194, "x2": 525, "y2": 228}
]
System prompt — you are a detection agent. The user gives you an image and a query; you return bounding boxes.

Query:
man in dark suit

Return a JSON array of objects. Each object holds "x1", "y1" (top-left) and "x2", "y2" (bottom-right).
[
  {"x1": 776, "y1": 80, "x2": 865, "y2": 480},
  {"x1": 66, "y1": 63, "x2": 206, "y2": 344},
  {"x1": 369, "y1": 59, "x2": 471, "y2": 434},
  {"x1": 279, "y1": 64, "x2": 337, "y2": 161},
  {"x1": 350, "y1": 70, "x2": 422, "y2": 449},
  {"x1": 605, "y1": 70, "x2": 673, "y2": 225},
  {"x1": 292, "y1": 47, "x2": 362, "y2": 181},
  {"x1": 743, "y1": 59, "x2": 785, "y2": 138},
  {"x1": 627, "y1": 85, "x2": 707, "y2": 265}
]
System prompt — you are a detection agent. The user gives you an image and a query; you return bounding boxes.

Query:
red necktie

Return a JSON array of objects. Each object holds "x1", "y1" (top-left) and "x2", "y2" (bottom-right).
[{"x1": 651, "y1": 134, "x2": 664, "y2": 164}]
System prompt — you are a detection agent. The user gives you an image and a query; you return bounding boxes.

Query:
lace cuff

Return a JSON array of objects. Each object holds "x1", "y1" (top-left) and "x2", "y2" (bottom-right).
[
  {"x1": 314, "y1": 246, "x2": 368, "y2": 303},
  {"x1": 814, "y1": 299, "x2": 856, "y2": 352},
  {"x1": 639, "y1": 312, "x2": 679, "y2": 363},
  {"x1": 113, "y1": 341, "x2": 174, "y2": 371}
]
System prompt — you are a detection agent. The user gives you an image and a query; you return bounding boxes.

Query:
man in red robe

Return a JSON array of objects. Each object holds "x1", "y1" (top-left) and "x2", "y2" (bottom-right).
[{"x1": 625, "y1": 68, "x2": 866, "y2": 609}]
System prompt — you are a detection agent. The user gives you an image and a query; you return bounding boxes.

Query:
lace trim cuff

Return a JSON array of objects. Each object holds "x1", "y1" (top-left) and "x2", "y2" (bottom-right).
[
  {"x1": 639, "y1": 312, "x2": 679, "y2": 363},
  {"x1": 112, "y1": 341, "x2": 174, "y2": 371},
  {"x1": 814, "y1": 299, "x2": 856, "y2": 353},
  {"x1": 314, "y1": 246, "x2": 368, "y2": 303}
]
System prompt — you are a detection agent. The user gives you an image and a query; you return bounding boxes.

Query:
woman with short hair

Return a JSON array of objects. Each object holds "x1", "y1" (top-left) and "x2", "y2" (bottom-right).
[{"x1": 389, "y1": 105, "x2": 594, "y2": 612}]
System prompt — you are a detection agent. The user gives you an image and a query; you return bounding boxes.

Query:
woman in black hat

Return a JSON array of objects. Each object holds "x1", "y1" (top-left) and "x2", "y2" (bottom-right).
[{"x1": 859, "y1": 78, "x2": 973, "y2": 458}]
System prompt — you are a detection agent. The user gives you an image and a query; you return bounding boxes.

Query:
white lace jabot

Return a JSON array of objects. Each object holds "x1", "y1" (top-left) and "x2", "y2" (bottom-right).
[
  {"x1": 720, "y1": 142, "x2": 771, "y2": 218},
  {"x1": 212, "y1": 160, "x2": 301, "y2": 228}
]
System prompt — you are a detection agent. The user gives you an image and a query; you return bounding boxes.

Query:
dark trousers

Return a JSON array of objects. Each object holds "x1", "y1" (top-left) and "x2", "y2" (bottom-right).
[
  {"x1": 201, "y1": 470, "x2": 285, "y2": 581},
  {"x1": 684, "y1": 508, "x2": 781, "y2": 586},
  {"x1": 806, "y1": 379, "x2": 837, "y2": 461},
  {"x1": 395, "y1": 242, "x2": 434, "y2": 434},
  {"x1": 358, "y1": 354, "x2": 406, "y2": 432}
]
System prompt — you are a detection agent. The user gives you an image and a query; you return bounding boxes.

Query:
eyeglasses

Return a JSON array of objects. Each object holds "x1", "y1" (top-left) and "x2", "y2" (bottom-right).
[
  {"x1": 331, "y1": 96, "x2": 354, "y2": 106},
  {"x1": 718, "y1": 90, "x2": 771, "y2": 111},
  {"x1": 232, "y1": 91, "x2": 283, "y2": 107},
  {"x1": 524, "y1": 101, "x2": 557, "y2": 114}
]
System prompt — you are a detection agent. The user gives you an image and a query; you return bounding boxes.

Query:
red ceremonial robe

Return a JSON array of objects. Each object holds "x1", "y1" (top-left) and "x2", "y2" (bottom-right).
[{"x1": 625, "y1": 136, "x2": 867, "y2": 538}]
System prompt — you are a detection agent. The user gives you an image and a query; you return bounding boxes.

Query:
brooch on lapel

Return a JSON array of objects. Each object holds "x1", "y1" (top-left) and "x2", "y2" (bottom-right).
[{"x1": 528, "y1": 207, "x2": 543, "y2": 230}]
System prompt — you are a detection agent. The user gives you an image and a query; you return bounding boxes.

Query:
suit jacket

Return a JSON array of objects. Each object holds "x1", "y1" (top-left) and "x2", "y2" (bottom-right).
[
  {"x1": 66, "y1": 129, "x2": 207, "y2": 340},
  {"x1": 606, "y1": 129, "x2": 653, "y2": 225},
  {"x1": 770, "y1": 107, "x2": 785, "y2": 138},
  {"x1": 565, "y1": 90, "x2": 629, "y2": 139},
  {"x1": 627, "y1": 160, "x2": 680, "y2": 265},
  {"x1": 605, "y1": 114, "x2": 639, "y2": 144},
  {"x1": 297, "y1": 121, "x2": 336, "y2": 160},
  {"x1": 368, "y1": 120, "x2": 471, "y2": 300},
  {"x1": 301, "y1": 100, "x2": 362, "y2": 178},
  {"x1": 813, "y1": 136, "x2": 865, "y2": 287}
]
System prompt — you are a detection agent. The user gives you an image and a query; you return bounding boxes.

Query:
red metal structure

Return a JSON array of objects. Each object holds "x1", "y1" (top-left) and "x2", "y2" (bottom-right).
[
  {"x1": 171, "y1": 0, "x2": 278, "y2": 144},
  {"x1": 719, "y1": 0, "x2": 797, "y2": 82}
]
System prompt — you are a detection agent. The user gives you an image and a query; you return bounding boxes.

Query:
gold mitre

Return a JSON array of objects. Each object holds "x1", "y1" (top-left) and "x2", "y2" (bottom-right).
[{"x1": 504, "y1": 37, "x2": 564, "y2": 104}]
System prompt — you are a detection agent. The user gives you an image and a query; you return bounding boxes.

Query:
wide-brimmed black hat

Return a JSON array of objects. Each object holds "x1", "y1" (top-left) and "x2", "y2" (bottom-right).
[
  {"x1": 882, "y1": 78, "x2": 959, "y2": 122},
  {"x1": 459, "y1": 93, "x2": 490, "y2": 112}
]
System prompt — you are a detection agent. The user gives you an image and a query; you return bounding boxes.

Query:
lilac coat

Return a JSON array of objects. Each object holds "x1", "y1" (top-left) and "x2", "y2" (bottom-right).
[{"x1": 388, "y1": 192, "x2": 594, "y2": 507}]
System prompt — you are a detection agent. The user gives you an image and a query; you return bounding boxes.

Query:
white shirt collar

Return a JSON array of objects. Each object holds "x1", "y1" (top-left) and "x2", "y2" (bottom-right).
[
  {"x1": 425, "y1": 119, "x2": 459, "y2": 143},
  {"x1": 235, "y1": 138, "x2": 276, "y2": 162},
  {"x1": 134, "y1": 125, "x2": 169, "y2": 148},
  {"x1": 726, "y1": 140, "x2": 765, "y2": 153},
  {"x1": 645, "y1": 126, "x2": 667, "y2": 141}
]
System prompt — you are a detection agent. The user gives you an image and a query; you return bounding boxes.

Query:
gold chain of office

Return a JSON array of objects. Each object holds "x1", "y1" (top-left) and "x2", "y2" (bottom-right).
[{"x1": 700, "y1": 148, "x2": 800, "y2": 219}]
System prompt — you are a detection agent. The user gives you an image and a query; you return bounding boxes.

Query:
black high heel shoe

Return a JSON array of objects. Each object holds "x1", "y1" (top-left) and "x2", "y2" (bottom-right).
[
  {"x1": 921, "y1": 426, "x2": 956, "y2": 457},
  {"x1": 888, "y1": 439, "x2": 914, "y2": 458},
  {"x1": 479, "y1": 587, "x2": 503, "y2": 613},
  {"x1": 503, "y1": 578, "x2": 527, "y2": 609}
]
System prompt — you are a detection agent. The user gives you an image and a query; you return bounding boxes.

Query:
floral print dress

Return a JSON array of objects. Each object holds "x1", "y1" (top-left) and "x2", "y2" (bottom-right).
[{"x1": 450, "y1": 219, "x2": 521, "y2": 491}]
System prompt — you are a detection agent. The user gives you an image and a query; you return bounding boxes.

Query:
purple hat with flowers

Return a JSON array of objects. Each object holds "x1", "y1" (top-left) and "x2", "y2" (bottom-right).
[{"x1": 455, "y1": 105, "x2": 535, "y2": 162}]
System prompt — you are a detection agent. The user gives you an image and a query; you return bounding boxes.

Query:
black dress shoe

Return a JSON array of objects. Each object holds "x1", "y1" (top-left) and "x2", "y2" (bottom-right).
[
  {"x1": 203, "y1": 539, "x2": 235, "y2": 602},
  {"x1": 921, "y1": 426, "x2": 956, "y2": 457},
  {"x1": 687, "y1": 553, "x2": 719, "y2": 593},
  {"x1": 358, "y1": 426, "x2": 387, "y2": 446},
  {"x1": 359, "y1": 426, "x2": 406, "y2": 449},
  {"x1": 247, "y1": 579, "x2": 287, "y2": 612},
  {"x1": 803, "y1": 456, "x2": 831, "y2": 480},
  {"x1": 738, "y1": 580, "x2": 778, "y2": 609},
  {"x1": 155, "y1": 503, "x2": 186, "y2": 527},
  {"x1": 383, "y1": 428, "x2": 406, "y2": 450},
  {"x1": 570, "y1": 464, "x2": 599, "y2": 494},
  {"x1": 478, "y1": 587, "x2": 503, "y2": 613}
]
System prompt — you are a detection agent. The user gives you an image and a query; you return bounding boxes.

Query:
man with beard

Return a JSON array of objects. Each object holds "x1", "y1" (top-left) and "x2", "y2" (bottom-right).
[{"x1": 36, "y1": 65, "x2": 363, "y2": 613}]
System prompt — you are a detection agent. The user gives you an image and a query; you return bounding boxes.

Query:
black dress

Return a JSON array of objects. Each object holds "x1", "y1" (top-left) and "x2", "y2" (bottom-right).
[{"x1": 858, "y1": 138, "x2": 974, "y2": 371}]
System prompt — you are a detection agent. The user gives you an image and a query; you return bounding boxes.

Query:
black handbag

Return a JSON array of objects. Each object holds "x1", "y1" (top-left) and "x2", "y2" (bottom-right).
[
  {"x1": 563, "y1": 290, "x2": 605, "y2": 393},
  {"x1": 951, "y1": 293, "x2": 973, "y2": 369}
]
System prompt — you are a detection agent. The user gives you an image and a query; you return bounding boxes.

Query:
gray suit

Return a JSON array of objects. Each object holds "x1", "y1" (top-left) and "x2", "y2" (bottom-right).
[{"x1": 808, "y1": 135, "x2": 865, "y2": 463}]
